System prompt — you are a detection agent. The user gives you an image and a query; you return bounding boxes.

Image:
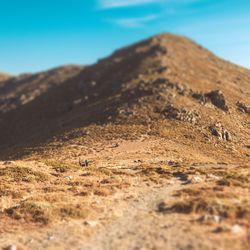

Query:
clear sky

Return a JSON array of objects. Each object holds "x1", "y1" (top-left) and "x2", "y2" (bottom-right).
[{"x1": 1, "y1": 0, "x2": 250, "y2": 74}]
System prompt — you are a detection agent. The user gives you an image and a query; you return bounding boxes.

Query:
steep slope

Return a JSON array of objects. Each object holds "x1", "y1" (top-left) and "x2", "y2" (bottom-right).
[
  {"x1": 0, "y1": 33, "x2": 249, "y2": 162},
  {"x1": 0, "y1": 65, "x2": 83, "y2": 114}
]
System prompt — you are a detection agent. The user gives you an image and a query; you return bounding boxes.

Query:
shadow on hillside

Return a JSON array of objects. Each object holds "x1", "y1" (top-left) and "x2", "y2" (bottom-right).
[{"x1": 0, "y1": 39, "x2": 163, "y2": 160}]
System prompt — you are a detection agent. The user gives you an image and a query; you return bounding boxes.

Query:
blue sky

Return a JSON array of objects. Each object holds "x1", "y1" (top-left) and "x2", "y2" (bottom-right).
[{"x1": 0, "y1": 0, "x2": 250, "y2": 74}]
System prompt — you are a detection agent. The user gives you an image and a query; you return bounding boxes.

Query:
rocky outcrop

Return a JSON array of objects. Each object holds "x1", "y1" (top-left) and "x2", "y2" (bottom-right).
[{"x1": 192, "y1": 90, "x2": 229, "y2": 112}]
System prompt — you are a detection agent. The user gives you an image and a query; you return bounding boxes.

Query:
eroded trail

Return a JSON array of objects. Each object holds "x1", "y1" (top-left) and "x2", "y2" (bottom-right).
[
  {"x1": 1, "y1": 169, "x2": 248, "y2": 250},
  {"x1": 82, "y1": 179, "x2": 182, "y2": 250},
  {"x1": 1, "y1": 177, "x2": 184, "y2": 250},
  {"x1": 81, "y1": 175, "x2": 247, "y2": 250}
]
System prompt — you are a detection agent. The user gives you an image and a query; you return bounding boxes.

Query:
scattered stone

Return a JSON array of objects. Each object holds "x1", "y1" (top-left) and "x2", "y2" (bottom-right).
[
  {"x1": 156, "y1": 66, "x2": 167, "y2": 74},
  {"x1": 110, "y1": 143, "x2": 119, "y2": 148},
  {"x1": 206, "y1": 90, "x2": 229, "y2": 111},
  {"x1": 151, "y1": 78, "x2": 168, "y2": 86},
  {"x1": 47, "y1": 234, "x2": 54, "y2": 241},
  {"x1": 157, "y1": 201, "x2": 169, "y2": 213},
  {"x1": 206, "y1": 174, "x2": 220, "y2": 181},
  {"x1": 190, "y1": 175, "x2": 203, "y2": 183},
  {"x1": 79, "y1": 159, "x2": 90, "y2": 167},
  {"x1": 65, "y1": 176, "x2": 73, "y2": 181},
  {"x1": 192, "y1": 90, "x2": 229, "y2": 111},
  {"x1": 152, "y1": 78, "x2": 190, "y2": 96},
  {"x1": 134, "y1": 159, "x2": 143, "y2": 163},
  {"x1": 163, "y1": 105, "x2": 200, "y2": 124},
  {"x1": 73, "y1": 99, "x2": 82, "y2": 105},
  {"x1": 231, "y1": 224, "x2": 244, "y2": 234},
  {"x1": 82, "y1": 130, "x2": 90, "y2": 136},
  {"x1": 91, "y1": 81, "x2": 97, "y2": 86},
  {"x1": 236, "y1": 101, "x2": 250, "y2": 114},
  {"x1": 3, "y1": 161, "x2": 13, "y2": 165},
  {"x1": 167, "y1": 160, "x2": 181, "y2": 167},
  {"x1": 213, "y1": 224, "x2": 231, "y2": 233},
  {"x1": 3, "y1": 245, "x2": 16, "y2": 250},
  {"x1": 199, "y1": 214, "x2": 221, "y2": 224},
  {"x1": 192, "y1": 92, "x2": 207, "y2": 103},
  {"x1": 169, "y1": 82, "x2": 190, "y2": 96},
  {"x1": 209, "y1": 123, "x2": 232, "y2": 141},
  {"x1": 84, "y1": 220, "x2": 98, "y2": 227}
]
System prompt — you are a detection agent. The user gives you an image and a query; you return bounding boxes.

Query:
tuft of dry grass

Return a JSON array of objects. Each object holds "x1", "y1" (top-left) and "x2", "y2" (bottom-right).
[
  {"x1": 0, "y1": 165, "x2": 48, "y2": 182},
  {"x1": 5, "y1": 199, "x2": 90, "y2": 225},
  {"x1": 44, "y1": 160, "x2": 80, "y2": 173},
  {"x1": 161, "y1": 184, "x2": 250, "y2": 226}
]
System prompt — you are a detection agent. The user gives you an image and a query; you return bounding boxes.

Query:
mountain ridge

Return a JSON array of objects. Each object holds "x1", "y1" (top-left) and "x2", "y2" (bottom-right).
[{"x1": 0, "y1": 33, "x2": 249, "y2": 161}]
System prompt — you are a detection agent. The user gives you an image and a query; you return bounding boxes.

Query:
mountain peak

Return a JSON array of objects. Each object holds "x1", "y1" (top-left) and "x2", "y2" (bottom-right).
[{"x1": 0, "y1": 33, "x2": 249, "y2": 160}]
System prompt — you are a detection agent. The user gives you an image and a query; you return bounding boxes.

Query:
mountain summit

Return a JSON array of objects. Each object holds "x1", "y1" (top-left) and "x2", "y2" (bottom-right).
[{"x1": 0, "y1": 33, "x2": 249, "y2": 160}]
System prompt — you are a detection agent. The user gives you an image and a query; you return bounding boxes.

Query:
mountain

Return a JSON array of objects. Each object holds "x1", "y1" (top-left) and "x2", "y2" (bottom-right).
[
  {"x1": 0, "y1": 33, "x2": 249, "y2": 161},
  {"x1": 0, "y1": 33, "x2": 249, "y2": 250}
]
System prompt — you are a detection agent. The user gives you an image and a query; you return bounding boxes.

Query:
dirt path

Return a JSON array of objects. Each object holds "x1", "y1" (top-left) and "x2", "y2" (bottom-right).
[
  {"x1": 1, "y1": 165, "x2": 246, "y2": 250},
  {"x1": 82, "y1": 179, "x2": 182, "y2": 250},
  {"x1": 1, "y1": 178, "x2": 185, "y2": 250}
]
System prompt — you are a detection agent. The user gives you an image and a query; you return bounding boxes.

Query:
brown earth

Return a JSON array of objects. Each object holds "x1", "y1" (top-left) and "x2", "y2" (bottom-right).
[
  {"x1": 0, "y1": 73, "x2": 11, "y2": 82},
  {"x1": 0, "y1": 33, "x2": 249, "y2": 250}
]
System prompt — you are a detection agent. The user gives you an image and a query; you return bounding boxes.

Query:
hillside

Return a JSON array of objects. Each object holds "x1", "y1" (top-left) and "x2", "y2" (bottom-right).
[
  {"x1": 0, "y1": 34, "x2": 249, "y2": 250},
  {"x1": 0, "y1": 34, "x2": 250, "y2": 159},
  {"x1": 0, "y1": 72, "x2": 11, "y2": 82},
  {"x1": 0, "y1": 65, "x2": 83, "y2": 114}
]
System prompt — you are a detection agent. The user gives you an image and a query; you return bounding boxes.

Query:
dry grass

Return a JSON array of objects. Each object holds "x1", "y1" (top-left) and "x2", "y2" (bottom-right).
[
  {"x1": 161, "y1": 183, "x2": 250, "y2": 226},
  {"x1": 5, "y1": 199, "x2": 90, "y2": 225},
  {"x1": 0, "y1": 165, "x2": 49, "y2": 182},
  {"x1": 156, "y1": 163, "x2": 250, "y2": 229}
]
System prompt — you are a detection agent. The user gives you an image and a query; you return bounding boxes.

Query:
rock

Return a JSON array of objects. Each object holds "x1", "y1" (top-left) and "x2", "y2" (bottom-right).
[
  {"x1": 167, "y1": 160, "x2": 181, "y2": 167},
  {"x1": 84, "y1": 220, "x2": 98, "y2": 227},
  {"x1": 134, "y1": 159, "x2": 143, "y2": 163},
  {"x1": 156, "y1": 66, "x2": 167, "y2": 74},
  {"x1": 199, "y1": 214, "x2": 221, "y2": 224},
  {"x1": 3, "y1": 161, "x2": 13, "y2": 165},
  {"x1": 210, "y1": 123, "x2": 232, "y2": 141},
  {"x1": 47, "y1": 234, "x2": 54, "y2": 241},
  {"x1": 205, "y1": 90, "x2": 228, "y2": 111},
  {"x1": 157, "y1": 201, "x2": 169, "y2": 213},
  {"x1": 231, "y1": 224, "x2": 244, "y2": 234},
  {"x1": 4, "y1": 245, "x2": 17, "y2": 250},
  {"x1": 192, "y1": 90, "x2": 228, "y2": 111},
  {"x1": 110, "y1": 143, "x2": 119, "y2": 148},
  {"x1": 73, "y1": 99, "x2": 82, "y2": 105},
  {"x1": 206, "y1": 174, "x2": 220, "y2": 181},
  {"x1": 65, "y1": 176, "x2": 73, "y2": 181},
  {"x1": 236, "y1": 101, "x2": 250, "y2": 114},
  {"x1": 152, "y1": 78, "x2": 168, "y2": 86},
  {"x1": 213, "y1": 224, "x2": 231, "y2": 233},
  {"x1": 190, "y1": 175, "x2": 203, "y2": 183},
  {"x1": 192, "y1": 92, "x2": 206, "y2": 103},
  {"x1": 163, "y1": 105, "x2": 200, "y2": 124},
  {"x1": 79, "y1": 159, "x2": 90, "y2": 167}
]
